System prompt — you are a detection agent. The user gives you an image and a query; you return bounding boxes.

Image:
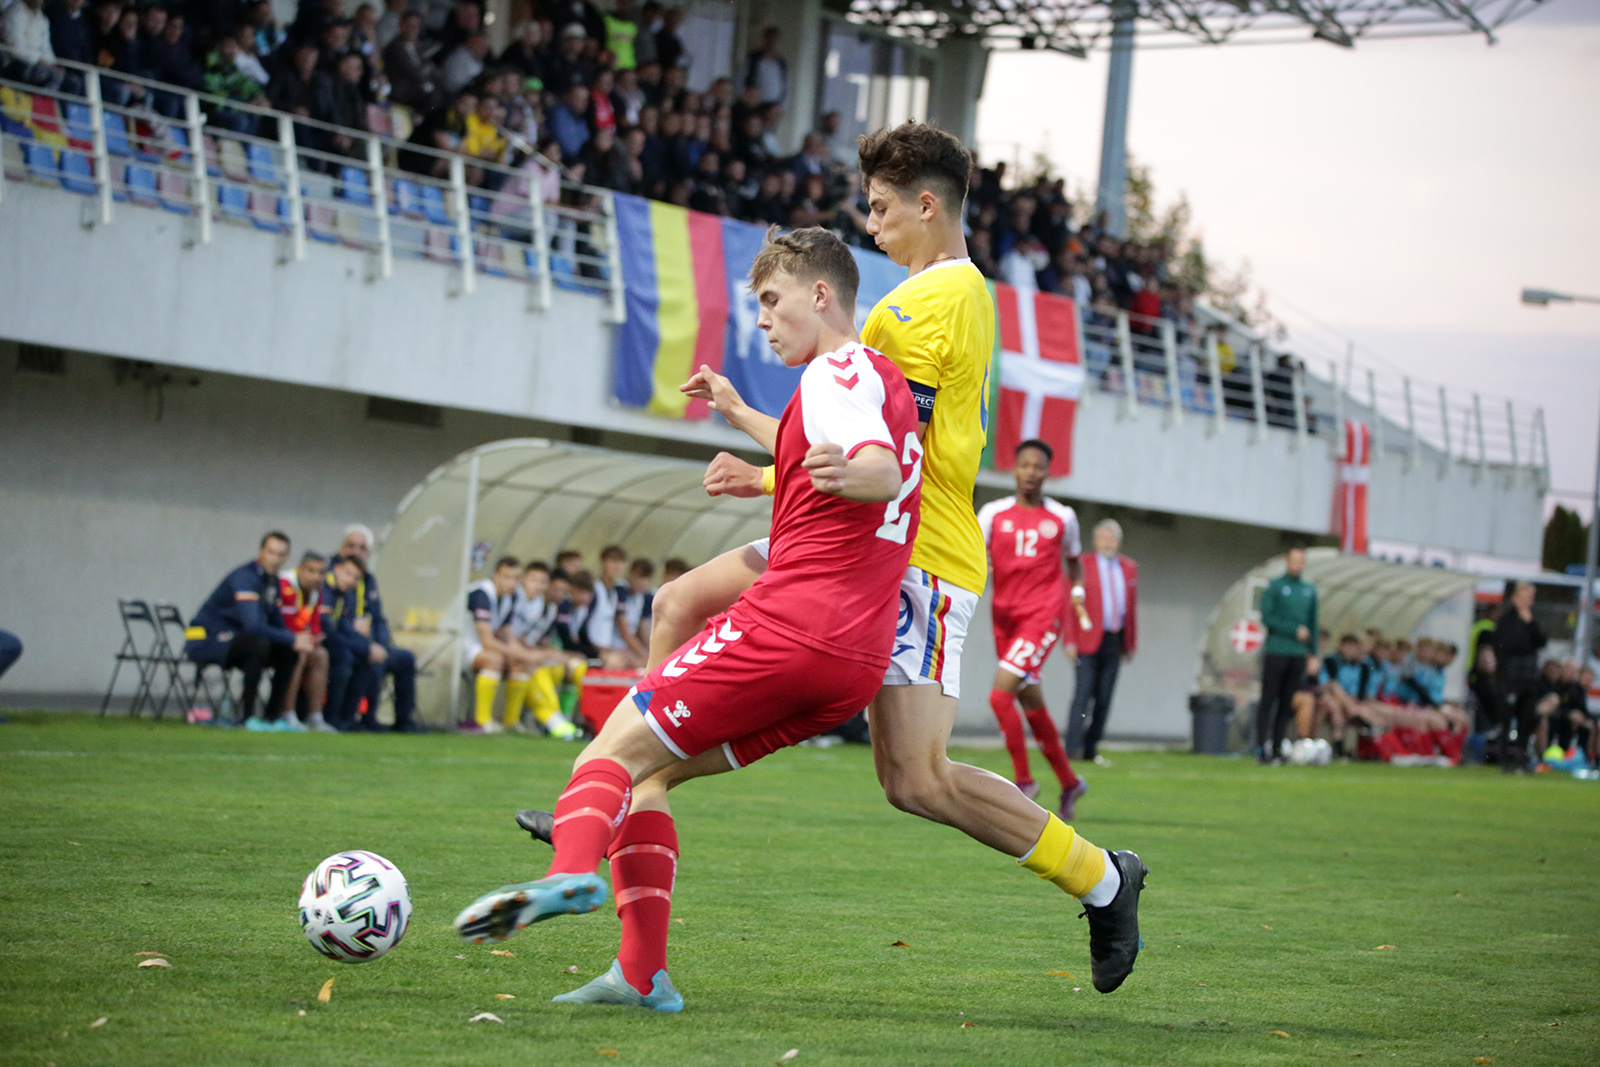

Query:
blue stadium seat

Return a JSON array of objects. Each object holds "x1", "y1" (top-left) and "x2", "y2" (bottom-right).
[
  {"x1": 390, "y1": 178, "x2": 421, "y2": 217},
  {"x1": 217, "y1": 183, "x2": 249, "y2": 219},
  {"x1": 23, "y1": 142, "x2": 57, "y2": 180},
  {"x1": 64, "y1": 103, "x2": 94, "y2": 143},
  {"x1": 103, "y1": 112, "x2": 130, "y2": 157},
  {"x1": 167, "y1": 126, "x2": 191, "y2": 166},
  {"x1": 468, "y1": 194, "x2": 490, "y2": 217},
  {"x1": 340, "y1": 165, "x2": 372, "y2": 206},
  {"x1": 419, "y1": 184, "x2": 450, "y2": 225},
  {"x1": 246, "y1": 143, "x2": 277, "y2": 184},
  {"x1": 126, "y1": 164, "x2": 158, "y2": 204},
  {"x1": 60, "y1": 151, "x2": 96, "y2": 195}
]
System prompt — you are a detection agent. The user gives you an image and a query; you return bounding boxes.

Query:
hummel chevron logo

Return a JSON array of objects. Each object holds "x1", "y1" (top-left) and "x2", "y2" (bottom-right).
[
  {"x1": 826, "y1": 355, "x2": 852, "y2": 369},
  {"x1": 888, "y1": 306, "x2": 911, "y2": 322},
  {"x1": 660, "y1": 620, "x2": 743, "y2": 677},
  {"x1": 680, "y1": 644, "x2": 708, "y2": 666},
  {"x1": 834, "y1": 373, "x2": 859, "y2": 390}
]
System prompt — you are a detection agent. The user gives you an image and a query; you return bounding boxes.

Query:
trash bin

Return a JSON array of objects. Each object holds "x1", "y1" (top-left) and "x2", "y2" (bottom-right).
[{"x1": 1189, "y1": 693, "x2": 1234, "y2": 755}]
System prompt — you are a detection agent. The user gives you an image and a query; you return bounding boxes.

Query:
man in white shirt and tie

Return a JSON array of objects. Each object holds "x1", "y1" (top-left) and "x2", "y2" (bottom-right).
[{"x1": 1065, "y1": 519, "x2": 1139, "y2": 762}]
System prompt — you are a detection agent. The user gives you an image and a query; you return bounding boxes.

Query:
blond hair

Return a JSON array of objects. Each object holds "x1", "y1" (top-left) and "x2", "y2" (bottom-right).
[{"x1": 748, "y1": 226, "x2": 859, "y2": 309}]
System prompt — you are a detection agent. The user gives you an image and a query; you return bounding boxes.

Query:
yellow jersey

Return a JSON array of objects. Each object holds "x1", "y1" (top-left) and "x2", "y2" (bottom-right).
[{"x1": 861, "y1": 259, "x2": 993, "y2": 594}]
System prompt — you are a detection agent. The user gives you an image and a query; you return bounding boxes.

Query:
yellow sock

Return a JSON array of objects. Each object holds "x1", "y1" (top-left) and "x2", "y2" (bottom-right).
[
  {"x1": 529, "y1": 666, "x2": 563, "y2": 725},
  {"x1": 1019, "y1": 814, "x2": 1107, "y2": 898},
  {"x1": 569, "y1": 660, "x2": 588, "y2": 686},
  {"x1": 504, "y1": 674, "x2": 531, "y2": 727},
  {"x1": 474, "y1": 671, "x2": 501, "y2": 726}
]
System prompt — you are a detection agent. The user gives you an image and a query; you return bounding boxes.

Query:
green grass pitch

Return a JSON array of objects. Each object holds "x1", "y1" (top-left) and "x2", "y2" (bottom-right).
[{"x1": 0, "y1": 715, "x2": 1595, "y2": 1066}]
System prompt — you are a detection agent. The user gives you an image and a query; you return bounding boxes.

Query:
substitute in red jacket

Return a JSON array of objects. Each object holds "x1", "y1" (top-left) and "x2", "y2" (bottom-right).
[{"x1": 1064, "y1": 518, "x2": 1138, "y2": 761}]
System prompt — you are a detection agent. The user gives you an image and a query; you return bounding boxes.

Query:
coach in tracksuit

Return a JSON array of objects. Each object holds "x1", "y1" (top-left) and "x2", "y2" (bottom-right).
[
  {"x1": 324, "y1": 524, "x2": 419, "y2": 732},
  {"x1": 1256, "y1": 545, "x2": 1319, "y2": 764},
  {"x1": 185, "y1": 531, "x2": 313, "y2": 724}
]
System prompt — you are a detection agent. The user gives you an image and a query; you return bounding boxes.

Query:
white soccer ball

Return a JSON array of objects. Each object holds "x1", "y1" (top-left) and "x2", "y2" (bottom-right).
[
  {"x1": 1309, "y1": 738, "x2": 1334, "y2": 766},
  {"x1": 1289, "y1": 738, "x2": 1317, "y2": 766},
  {"x1": 298, "y1": 850, "x2": 412, "y2": 963}
]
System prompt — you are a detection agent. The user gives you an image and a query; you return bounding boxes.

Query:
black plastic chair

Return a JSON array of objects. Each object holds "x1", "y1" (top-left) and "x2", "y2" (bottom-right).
[
  {"x1": 152, "y1": 602, "x2": 203, "y2": 718},
  {"x1": 99, "y1": 599, "x2": 164, "y2": 717}
]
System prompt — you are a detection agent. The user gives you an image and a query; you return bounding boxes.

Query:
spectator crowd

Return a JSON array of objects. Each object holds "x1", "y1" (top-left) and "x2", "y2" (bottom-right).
[{"x1": 183, "y1": 525, "x2": 680, "y2": 735}]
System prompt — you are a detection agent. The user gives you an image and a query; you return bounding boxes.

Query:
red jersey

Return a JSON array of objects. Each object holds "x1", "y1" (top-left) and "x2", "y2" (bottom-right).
[
  {"x1": 977, "y1": 495, "x2": 1081, "y2": 623},
  {"x1": 741, "y1": 342, "x2": 923, "y2": 669},
  {"x1": 278, "y1": 574, "x2": 329, "y2": 637}
]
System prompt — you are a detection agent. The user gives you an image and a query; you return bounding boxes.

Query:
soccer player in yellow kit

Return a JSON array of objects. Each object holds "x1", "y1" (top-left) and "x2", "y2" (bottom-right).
[{"x1": 521, "y1": 124, "x2": 1146, "y2": 997}]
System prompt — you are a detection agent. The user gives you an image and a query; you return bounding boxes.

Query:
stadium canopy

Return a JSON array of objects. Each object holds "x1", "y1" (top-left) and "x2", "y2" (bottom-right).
[
  {"x1": 1195, "y1": 546, "x2": 1479, "y2": 702},
  {"x1": 845, "y1": 0, "x2": 1549, "y2": 55},
  {"x1": 375, "y1": 439, "x2": 772, "y2": 724}
]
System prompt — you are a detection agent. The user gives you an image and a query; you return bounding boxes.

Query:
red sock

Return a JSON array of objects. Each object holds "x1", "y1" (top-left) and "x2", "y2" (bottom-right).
[
  {"x1": 989, "y1": 689, "x2": 1032, "y2": 784},
  {"x1": 1025, "y1": 707, "x2": 1078, "y2": 790},
  {"x1": 608, "y1": 810, "x2": 679, "y2": 995},
  {"x1": 547, "y1": 758, "x2": 632, "y2": 877}
]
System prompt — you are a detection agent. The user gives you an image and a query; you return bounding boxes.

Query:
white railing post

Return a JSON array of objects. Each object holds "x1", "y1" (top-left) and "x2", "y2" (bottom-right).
[
  {"x1": 1506, "y1": 399, "x2": 1519, "y2": 472},
  {"x1": 448, "y1": 154, "x2": 474, "y2": 295},
  {"x1": 1291, "y1": 361, "x2": 1307, "y2": 449},
  {"x1": 366, "y1": 135, "x2": 391, "y2": 280},
  {"x1": 278, "y1": 115, "x2": 305, "y2": 262},
  {"x1": 1473, "y1": 392, "x2": 1487, "y2": 476},
  {"x1": 1366, "y1": 368, "x2": 1380, "y2": 463},
  {"x1": 1249, "y1": 342, "x2": 1267, "y2": 443},
  {"x1": 1206, "y1": 332, "x2": 1223, "y2": 436},
  {"x1": 1534, "y1": 407, "x2": 1550, "y2": 488},
  {"x1": 528, "y1": 172, "x2": 551, "y2": 311},
  {"x1": 1329, "y1": 359, "x2": 1343, "y2": 455},
  {"x1": 1115, "y1": 311, "x2": 1136, "y2": 420},
  {"x1": 183, "y1": 91, "x2": 210, "y2": 245},
  {"x1": 1161, "y1": 319, "x2": 1181, "y2": 427},
  {"x1": 84, "y1": 70, "x2": 112, "y2": 226},
  {"x1": 1438, "y1": 385, "x2": 1452, "y2": 471},
  {"x1": 600, "y1": 189, "x2": 625, "y2": 324},
  {"x1": 1403, "y1": 375, "x2": 1417, "y2": 468}
]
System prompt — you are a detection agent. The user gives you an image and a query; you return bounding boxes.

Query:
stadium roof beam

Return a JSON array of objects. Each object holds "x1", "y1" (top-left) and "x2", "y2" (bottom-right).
[{"x1": 842, "y1": 0, "x2": 1546, "y2": 52}]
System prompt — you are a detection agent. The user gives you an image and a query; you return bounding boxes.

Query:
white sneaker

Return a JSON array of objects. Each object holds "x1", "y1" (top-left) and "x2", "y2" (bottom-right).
[
  {"x1": 306, "y1": 712, "x2": 339, "y2": 734},
  {"x1": 276, "y1": 714, "x2": 309, "y2": 733},
  {"x1": 480, "y1": 720, "x2": 505, "y2": 735}
]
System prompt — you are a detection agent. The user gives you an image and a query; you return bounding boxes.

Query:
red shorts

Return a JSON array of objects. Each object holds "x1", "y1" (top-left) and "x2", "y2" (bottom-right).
[
  {"x1": 993, "y1": 612, "x2": 1061, "y2": 687},
  {"x1": 628, "y1": 606, "x2": 882, "y2": 769}
]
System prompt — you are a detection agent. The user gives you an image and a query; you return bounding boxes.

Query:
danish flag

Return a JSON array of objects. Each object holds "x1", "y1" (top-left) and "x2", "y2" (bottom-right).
[
  {"x1": 992, "y1": 284, "x2": 1085, "y2": 475},
  {"x1": 1335, "y1": 419, "x2": 1370, "y2": 555}
]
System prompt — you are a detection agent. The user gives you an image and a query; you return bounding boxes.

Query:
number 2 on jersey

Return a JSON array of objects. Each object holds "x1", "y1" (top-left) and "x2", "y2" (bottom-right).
[{"x1": 875, "y1": 434, "x2": 925, "y2": 544}]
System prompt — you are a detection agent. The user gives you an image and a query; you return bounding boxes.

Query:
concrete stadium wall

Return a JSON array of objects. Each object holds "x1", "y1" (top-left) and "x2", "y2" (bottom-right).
[{"x1": 0, "y1": 344, "x2": 1281, "y2": 739}]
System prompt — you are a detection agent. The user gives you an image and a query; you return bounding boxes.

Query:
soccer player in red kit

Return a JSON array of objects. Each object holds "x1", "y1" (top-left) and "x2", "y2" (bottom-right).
[
  {"x1": 452, "y1": 227, "x2": 924, "y2": 1011},
  {"x1": 976, "y1": 439, "x2": 1087, "y2": 818}
]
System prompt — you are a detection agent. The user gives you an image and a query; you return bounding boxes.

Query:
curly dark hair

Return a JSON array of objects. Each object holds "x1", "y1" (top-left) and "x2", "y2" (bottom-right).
[{"x1": 857, "y1": 122, "x2": 973, "y2": 208}]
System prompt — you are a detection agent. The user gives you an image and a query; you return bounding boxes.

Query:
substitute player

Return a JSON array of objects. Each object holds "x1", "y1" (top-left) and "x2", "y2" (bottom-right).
[
  {"x1": 517, "y1": 124, "x2": 1143, "y2": 997},
  {"x1": 454, "y1": 228, "x2": 923, "y2": 1011},
  {"x1": 976, "y1": 439, "x2": 1088, "y2": 818}
]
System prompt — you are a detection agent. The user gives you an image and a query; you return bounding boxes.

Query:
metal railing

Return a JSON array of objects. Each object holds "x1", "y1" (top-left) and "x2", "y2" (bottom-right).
[{"x1": 0, "y1": 53, "x2": 622, "y2": 317}]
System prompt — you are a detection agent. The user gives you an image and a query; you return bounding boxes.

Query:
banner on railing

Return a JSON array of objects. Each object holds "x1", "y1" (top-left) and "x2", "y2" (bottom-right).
[
  {"x1": 1336, "y1": 419, "x2": 1371, "y2": 554},
  {"x1": 610, "y1": 195, "x2": 1082, "y2": 476}
]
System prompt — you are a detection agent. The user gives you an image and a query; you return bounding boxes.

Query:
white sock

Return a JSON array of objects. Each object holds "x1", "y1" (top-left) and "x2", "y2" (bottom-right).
[{"x1": 1079, "y1": 850, "x2": 1122, "y2": 907}]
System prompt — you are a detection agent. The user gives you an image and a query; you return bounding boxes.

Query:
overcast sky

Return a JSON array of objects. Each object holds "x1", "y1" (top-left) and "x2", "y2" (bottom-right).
[{"x1": 976, "y1": 0, "x2": 1600, "y2": 517}]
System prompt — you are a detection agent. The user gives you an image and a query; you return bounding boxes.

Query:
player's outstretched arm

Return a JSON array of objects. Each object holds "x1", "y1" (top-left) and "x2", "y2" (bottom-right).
[
  {"x1": 802, "y1": 443, "x2": 901, "y2": 503},
  {"x1": 682, "y1": 364, "x2": 779, "y2": 453}
]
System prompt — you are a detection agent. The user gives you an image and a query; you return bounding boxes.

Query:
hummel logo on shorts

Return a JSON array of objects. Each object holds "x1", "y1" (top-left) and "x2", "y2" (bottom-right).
[{"x1": 663, "y1": 700, "x2": 692, "y2": 727}]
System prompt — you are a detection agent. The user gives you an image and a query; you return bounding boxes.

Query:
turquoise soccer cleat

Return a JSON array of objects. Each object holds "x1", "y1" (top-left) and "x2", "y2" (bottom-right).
[
  {"x1": 552, "y1": 958, "x2": 684, "y2": 1012},
  {"x1": 453, "y1": 872, "x2": 608, "y2": 944}
]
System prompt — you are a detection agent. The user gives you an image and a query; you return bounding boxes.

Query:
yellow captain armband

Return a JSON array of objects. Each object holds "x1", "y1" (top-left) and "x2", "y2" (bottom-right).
[{"x1": 761, "y1": 465, "x2": 776, "y2": 496}]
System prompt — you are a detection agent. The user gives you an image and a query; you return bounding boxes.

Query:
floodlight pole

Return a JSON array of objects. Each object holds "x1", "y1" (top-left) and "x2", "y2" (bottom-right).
[{"x1": 1094, "y1": 1, "x2": 1137, "y2": 238}]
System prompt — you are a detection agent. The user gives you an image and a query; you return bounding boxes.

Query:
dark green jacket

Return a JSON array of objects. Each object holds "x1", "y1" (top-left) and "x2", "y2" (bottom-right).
[{"x1": 1261, "y1": 574, "x2": 1318, "y2": 657}]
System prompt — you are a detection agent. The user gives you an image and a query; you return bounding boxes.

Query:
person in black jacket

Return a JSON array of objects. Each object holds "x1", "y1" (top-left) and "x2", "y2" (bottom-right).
[
  {"x1": 1492, "y1": 580, "x2": 1546, "y2": 772},
  {"x1": 324, "y1": 525, "x2": 420, "y2": 733}
]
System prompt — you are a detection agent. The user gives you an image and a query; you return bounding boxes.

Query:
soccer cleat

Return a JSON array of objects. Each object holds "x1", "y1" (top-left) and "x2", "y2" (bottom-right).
[
  {"x1": 244, "y1": 716, "x2": 274, "y2": 732},
  {"x1": 453, "y1": 872, "x2": 608, "y2": 944},
  {"x1": 543, "y1": 712, "x2": 582, "y2": 741},
  {"x1": 551, "y1": 958, "x2": 684, "y2": 1012},
  {"x1": 1017, "y1": 779, "x2": 1041, "y2": 801},
  {"x1": 306, "y1": 712, "x2": 339, "y2": 734},
  {"x1": 1059, "y1": 778, "x2": 1089, "y2": 822},
  {"x1": 457, "y1": 721, "x2": 484, "y2": 734},
  {"x1": 277, "y1": 713, "x2": 309, "y2": 732},
  {"x1": 1080, "y1": 849, "x2": 1148, "y2": 994},
  {"x1": 515, "y1": 809, "x2": 555, "y2": 845},
  {"x1": 480, "y1": 720, "x2": 505, "y2": 735}
]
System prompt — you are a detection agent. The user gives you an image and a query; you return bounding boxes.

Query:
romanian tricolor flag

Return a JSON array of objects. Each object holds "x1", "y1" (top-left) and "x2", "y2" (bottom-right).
[{"x1": 611, "y1": 195, "x2": 731, "y2": 420}]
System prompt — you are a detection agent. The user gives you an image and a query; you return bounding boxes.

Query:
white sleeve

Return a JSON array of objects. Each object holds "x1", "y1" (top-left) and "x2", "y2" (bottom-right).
[
  {"x1": 1048, "y1": 500, "x2": 1082, "y2": 558},
  {"x1": 799, "y1": 352, "x2": 894, "y2": 458},
  {"x1": 976, "y1": 499, "x2": 1001, "y2": 547}
]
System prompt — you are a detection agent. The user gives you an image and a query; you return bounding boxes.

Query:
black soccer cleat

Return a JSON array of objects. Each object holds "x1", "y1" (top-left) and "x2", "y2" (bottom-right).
[
  {"x1": 516, "y1": 808, "x2": 554, "y2": 845},
  {"x1": 1081, "y1": 849, "x2": 1148, "y2": 994}
]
